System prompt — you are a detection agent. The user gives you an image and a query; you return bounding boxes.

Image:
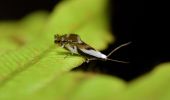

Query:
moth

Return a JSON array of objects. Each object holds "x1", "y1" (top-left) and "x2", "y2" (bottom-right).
[{"x1": 54, "y1": 34, "x2": 130, "y2": 63}]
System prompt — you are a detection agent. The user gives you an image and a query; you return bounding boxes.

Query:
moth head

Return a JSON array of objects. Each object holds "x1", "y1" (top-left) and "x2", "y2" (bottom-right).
[{"x1": 54, "y1": 34, "x2": 62, "y2": 45}]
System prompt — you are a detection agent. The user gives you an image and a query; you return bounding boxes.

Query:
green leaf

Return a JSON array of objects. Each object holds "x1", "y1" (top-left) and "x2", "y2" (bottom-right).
[
  {"x1": 0, "y1": 0, "x2": 113, "y2": 81},
  {"x1": 29, "y1": 72, "x2": 126, "y2": 100},
  {"x1": 0, "y1": 11, "x2": 49, "y2": 55},
  {"x1": 0, "y1": 0, "x2": 115, "y2": 99},
  {"x1": 0, "y1": 0, "x2": 170, "y2": 100},
  {"x1": 0, "y1": 11, "x2": 50, "y2": 79},
  {"x1": 119, "y1": 63, "x2": 170, "y2": 100}
]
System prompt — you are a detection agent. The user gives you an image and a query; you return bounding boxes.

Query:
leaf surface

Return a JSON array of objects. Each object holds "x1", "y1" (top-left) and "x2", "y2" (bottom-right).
[{"x1": 0, "y1": 0, "x2": 115, "y2": 99}]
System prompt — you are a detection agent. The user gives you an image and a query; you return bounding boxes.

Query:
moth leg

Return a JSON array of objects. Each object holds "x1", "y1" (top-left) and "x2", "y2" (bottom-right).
[
  {"x1": 61, "y1": 44, "x2": 65, "y2": 48},
  {"x1": 64, "y1": 53, "x2": 74, "y2": 59},
  {"x1": 85, "y1": 59, "x2": 90, "y2": 63},
  {"x1": 64, "y1": 54, "x2": 69, "y2": 59},
  {"x1": 85, "y1": 58, "x2": 98, "y2": 63}
]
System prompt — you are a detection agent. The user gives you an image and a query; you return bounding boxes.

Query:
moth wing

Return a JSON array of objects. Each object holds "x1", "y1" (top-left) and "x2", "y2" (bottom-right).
[
  {"x1": 66, "y1": 34, "x2": 83, "y2": 43},
  {"x1": 77, "y1": 44, "x2": 107, "y2": 59},
  {"x1": 63, "y1": 43, "x2": 79, "y2": 54}
]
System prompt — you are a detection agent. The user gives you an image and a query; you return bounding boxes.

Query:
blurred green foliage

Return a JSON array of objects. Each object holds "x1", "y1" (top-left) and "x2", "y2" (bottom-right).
[{"x1": 0, "y1": 0, "x2": 170, "y2": 100}]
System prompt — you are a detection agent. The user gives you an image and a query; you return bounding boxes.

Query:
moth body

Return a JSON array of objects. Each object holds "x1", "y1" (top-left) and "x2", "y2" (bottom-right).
[{"x1": 54, "y1": 33, "x2": 130, "y2": 63}]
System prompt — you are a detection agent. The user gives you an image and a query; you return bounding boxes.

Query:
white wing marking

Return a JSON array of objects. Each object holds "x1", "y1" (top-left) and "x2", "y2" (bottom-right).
[
  {"x1": 80, "y1": 49, "x2": 107, "y2": 59},
  {"x1": 65, "y1": 44, "x2": 78, "y2": 54}
]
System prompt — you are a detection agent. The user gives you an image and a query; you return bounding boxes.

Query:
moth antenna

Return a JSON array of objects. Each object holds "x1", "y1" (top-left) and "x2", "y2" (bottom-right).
[
  {"x1": 106, "y1": 58, "x2": 129, "y2": 63},
  {"x1": 107, "y1": 42, "x2": 131, "y2": 57},
  {"x1": 86, "y1": 58, "x2": 129, "y2": 64}
]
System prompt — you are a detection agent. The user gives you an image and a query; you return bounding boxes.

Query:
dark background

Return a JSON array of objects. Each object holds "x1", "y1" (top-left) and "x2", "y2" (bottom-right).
[{"x1": 0, "y1": 0, "x2": 169, "y2": 81}]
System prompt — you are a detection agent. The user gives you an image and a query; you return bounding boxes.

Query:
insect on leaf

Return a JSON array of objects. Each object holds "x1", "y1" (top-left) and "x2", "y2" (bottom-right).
[{"x1": 0, "y1": 0, "x2": 117, "y2": 100}]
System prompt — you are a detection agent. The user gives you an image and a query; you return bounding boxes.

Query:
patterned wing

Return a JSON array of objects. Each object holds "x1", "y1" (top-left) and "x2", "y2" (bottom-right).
[
  {"x1": 76, "y1": 42, "x2": 107, "y2": 59},
  {"x1": 65, "y1": 34, "x2": 83, "y2": 43}
]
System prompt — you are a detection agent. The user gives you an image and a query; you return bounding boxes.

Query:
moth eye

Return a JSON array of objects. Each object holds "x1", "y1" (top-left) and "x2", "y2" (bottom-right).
[{"x1": 54, "y1": 40, "x2": 60, "y2": 43}]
